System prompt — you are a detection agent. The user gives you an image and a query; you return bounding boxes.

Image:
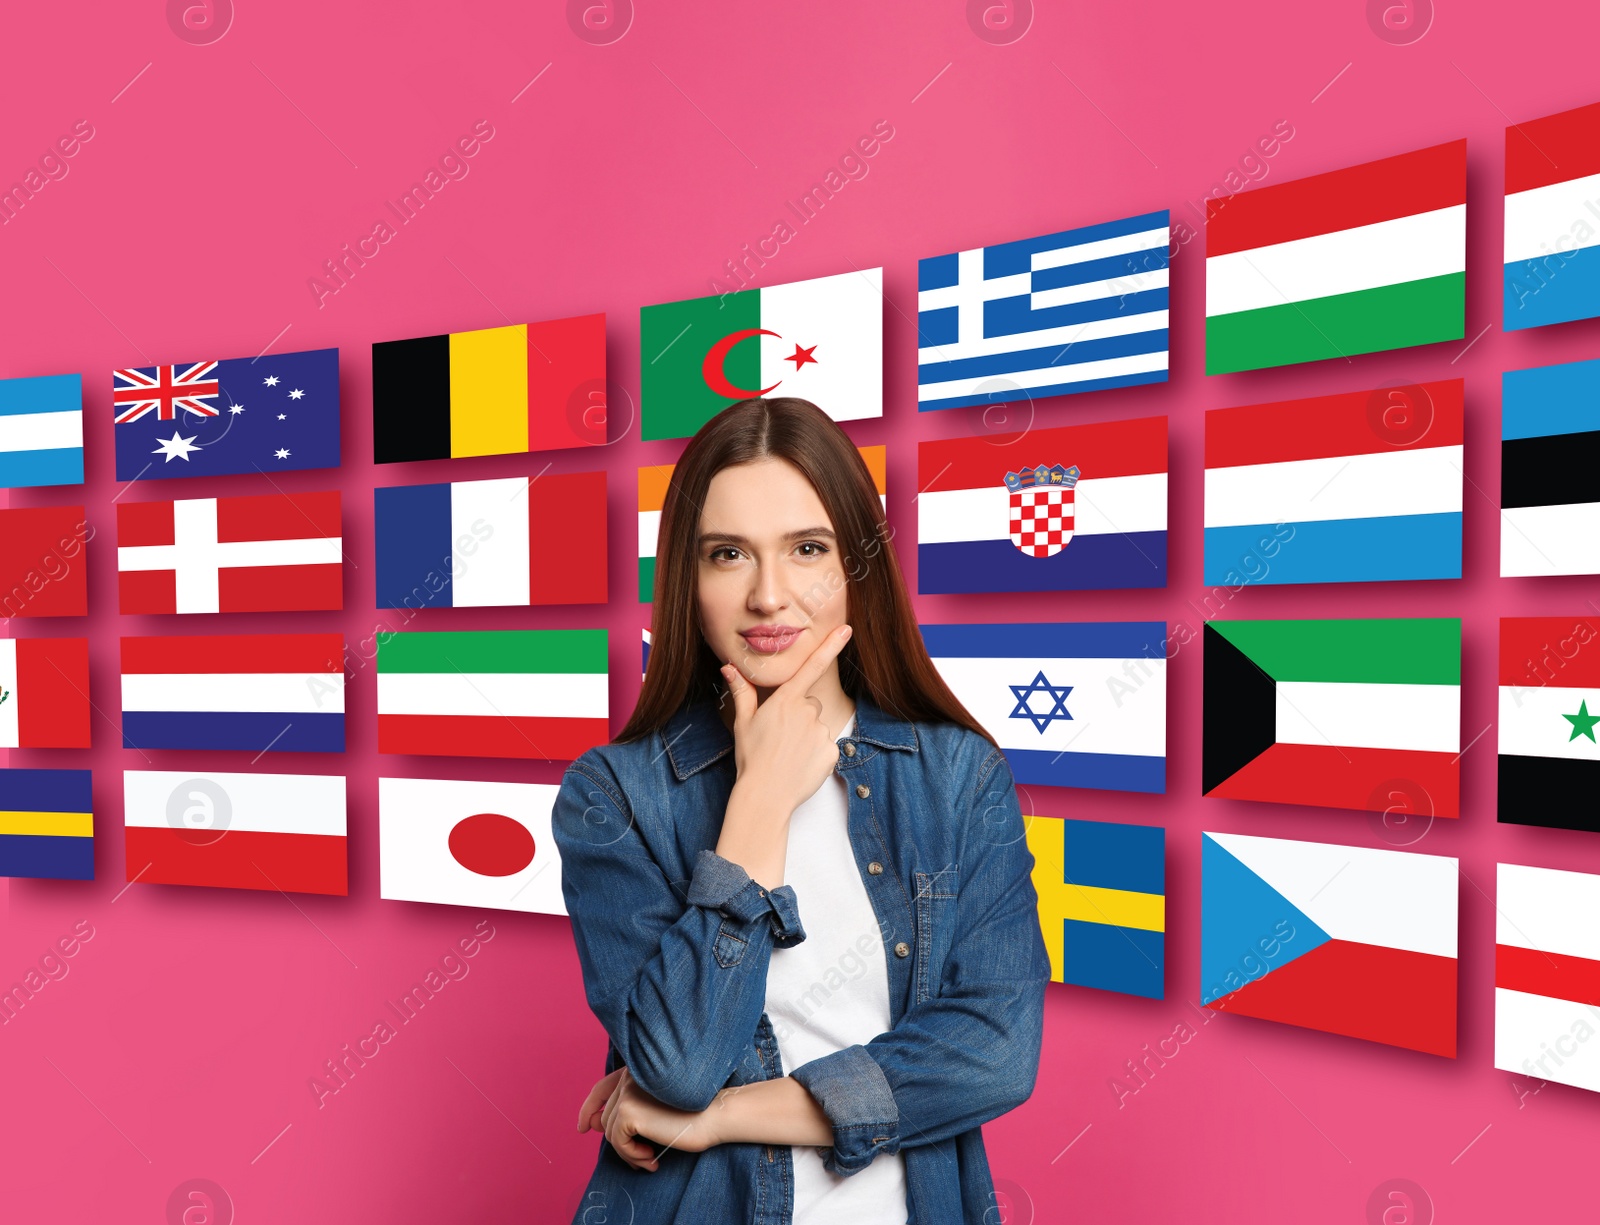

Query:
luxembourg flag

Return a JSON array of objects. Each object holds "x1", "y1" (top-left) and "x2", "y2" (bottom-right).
[
  {"x1": 918, "y1": 416, "x2": 1167, "y2": 594},
  {"x1": 120, "y1": 633, "x2": 345, "y2": 754},
  {"x1": 375, "y1": 472, "x2": 606, "y2": 609},
  {"x1": 1204, "y1": 380, "x2": 1463, "y2": 585},
  {"x1": 1504, "y1": 100, "x2": 1600, "y2": 330},
  {"x1": 922, "y1": 621, "x2": 1167, "y2": 793}
]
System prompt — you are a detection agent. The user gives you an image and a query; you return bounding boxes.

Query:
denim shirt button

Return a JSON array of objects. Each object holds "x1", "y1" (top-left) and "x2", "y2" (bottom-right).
[
  {"x1": 843, "y1": 741, "x2": 856, "y2": 757},
  {"x1": 893, "y1": 942, "x2": 910, "y2": 958},
  {"x1": 855, "y1": 784, "x2": 871, "y2": 798},
  {"x1": 867, "y1": 861, "x2": 884, "y2": 875}
]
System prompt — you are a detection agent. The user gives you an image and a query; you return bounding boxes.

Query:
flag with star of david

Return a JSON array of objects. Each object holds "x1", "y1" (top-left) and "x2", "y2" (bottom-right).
[
  {"x1": 921, "y1": 620, "x2": 1168, "y2": 794},
  {"x1": 113, "y1": 347, "x2": 341, "y2": 481}
]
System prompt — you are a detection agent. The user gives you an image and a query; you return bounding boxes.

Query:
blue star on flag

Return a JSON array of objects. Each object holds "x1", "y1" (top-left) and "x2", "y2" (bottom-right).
[{"x1": 1008, "y1": 670, "x2": 1073, "y2": 733}]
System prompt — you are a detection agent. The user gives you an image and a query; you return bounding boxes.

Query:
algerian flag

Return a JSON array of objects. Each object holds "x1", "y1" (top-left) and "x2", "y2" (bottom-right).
[
  {"x1": 639, "y1": 267, "x2": 883, "y2": 440},
  {"x1": 378, "y1": 777, "x2": 565, "y2": 915}
]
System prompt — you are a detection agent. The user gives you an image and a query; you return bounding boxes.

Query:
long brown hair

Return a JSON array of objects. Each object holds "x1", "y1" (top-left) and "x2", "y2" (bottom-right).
[{"x1": 615, "y1": 396, "x2": 997, "y2": 749}]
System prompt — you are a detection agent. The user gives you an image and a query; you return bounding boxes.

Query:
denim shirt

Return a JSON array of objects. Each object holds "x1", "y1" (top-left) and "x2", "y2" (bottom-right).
[{"x1": 552, "y1": 691, "x2": 1050, "y2": 1225}]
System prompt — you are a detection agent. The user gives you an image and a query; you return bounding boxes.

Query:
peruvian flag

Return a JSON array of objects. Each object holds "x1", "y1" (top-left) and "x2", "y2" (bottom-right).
[{"x1": 0, "y1": 637, "x2": 90, "y2": 748}]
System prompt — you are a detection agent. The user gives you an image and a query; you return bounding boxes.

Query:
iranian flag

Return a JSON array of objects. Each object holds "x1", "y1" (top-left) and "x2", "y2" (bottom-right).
[
  {"x1": 1204, "y1": 618, "x2": 1462, "y2": 816},
  {"x1": 1205, "y1": 140, "x2": 1466, "y2": 374},
  {"x1": 376, "y1": 629, "x2": 609, "y2": 762},
  {"x1": 1498, "y1": 616, "x2": 1600, "y2": 831},
  {"x1": 639, "y1": 268, "x2": 883, "y2": 441}
]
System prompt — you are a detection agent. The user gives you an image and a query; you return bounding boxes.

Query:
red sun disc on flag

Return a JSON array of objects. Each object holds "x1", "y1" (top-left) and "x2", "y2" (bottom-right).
[{"x1": 447, "y1": 812, "x2": 535, "y2": 877}]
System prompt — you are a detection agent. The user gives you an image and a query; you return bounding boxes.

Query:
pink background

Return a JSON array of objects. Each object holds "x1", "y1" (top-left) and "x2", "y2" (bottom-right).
[{"x1": 1, "y1": 2, "x2": 1597, "y2": 1221}]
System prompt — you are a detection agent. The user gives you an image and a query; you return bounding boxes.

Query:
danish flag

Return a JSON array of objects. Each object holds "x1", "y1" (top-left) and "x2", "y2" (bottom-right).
[{"x1": 113, "y1": 362, "x2": 222, "y2": 424}]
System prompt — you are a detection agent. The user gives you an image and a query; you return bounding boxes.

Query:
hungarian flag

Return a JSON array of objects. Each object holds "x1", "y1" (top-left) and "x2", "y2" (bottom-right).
[
  {"x1": 1203, "y1": 618, "x2": 1461, "y2": 817},
  {"x1": 0, "y1": 505, "x2": 88, "y2": 618},
  {"x1": 639, "y1": 268, "x2": 883, "y2": 441},
  {"x1": 1504, "y1": 100, "x2": 1600, "y2": 330},
  {"x1": 376, "y1": 471, "x2": 606, "y2": 609},
  {"x1": 1498, "y1": 616, "x2": 1600, "y2": 831},
  {"x1": 1501, "y1": 358, "x2": 1600, "y2": 577},
  {"x1": 0, "y1": 637, "x2": 89, "y2": 748},
  {"x1": 123, "y1": 769, "x2": 346, "y2": 895},
  {"x1": 1202, "y1": 831, "x2": 1458, "y2": 1057},
  {"x1": 0, "y1": 373, "x2": 83, "y2": 489},
  {"x1": 1205, "y1": 140, "x2": 1466, "y2": 374},
  {"x1": 917, "y1": 416, "x2": 1167, "y2": 594},
  {"x1": 372, "y1": 314, "x2": 606, "y2": 462},
  {"x1": 0, "y1": 768, "x2": 92, "y2": 881},
  {"x1": 116, "y1": 491, "x2": 343, "y2": 614},
  {"x1": 376, "y1": 629, "x2": 608, "y2": 762},
  {"x1": 638, "y1": 446, "x2": 884, "y2": 602},
  {"x1": 1495, "y1": 862, "x2": 1600, "y2": 1092},
  {"x1": 378, "y1": 777, "x2": 566, "y2": 915}
]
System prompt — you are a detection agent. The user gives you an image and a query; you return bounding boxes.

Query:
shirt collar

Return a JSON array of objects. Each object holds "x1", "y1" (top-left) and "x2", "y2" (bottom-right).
[{"x1": 660, "y1": 690, "x2": 919, "y2": 781}]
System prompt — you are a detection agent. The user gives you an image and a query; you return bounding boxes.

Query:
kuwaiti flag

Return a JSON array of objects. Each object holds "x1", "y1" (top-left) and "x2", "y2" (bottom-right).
[
  {"x1": 639, "y1": 268, "x2": 883, "y2": 441},
  {"x1": 922, "y1": 621, "x2": 1167, "y2": 794},
  {"x1": 120, "y1": 633, "x2": 345, "y2": 754},
  {"x1": 1204, "y1": 618, "x2": 1461, "y2": 817},
  {"x1": 376, "y1": 472, "x2": 606, "y2": 609},
  {"x1": 123, "y1": 769, "x2": 346, "y2": 895},
  {"x1": 1204, "y1": 380, "x2": 1463, "y2": 586},
  {"x1": 1202, "y1": 831, "x2": 1458, "y2": 1057},
  {"x1": 916, "y1": 210, "x2": 1170, "y2": 412},
  {"x1": 116, "y1": 490, "x2": 343, "y2": 614},
  {"x1": 0, "y1": 637, "x2": 90, "y2": 748},
  {"x1": 638, "y1": 447, "x2": 885, "y2": 602},
  {"x1": 1501, "y1": 358, "x2": 1600, "y2": 577},
  {"x1": 0, "y1": 373, "x2": 82, "y2": 489},
  {"x1": 1495, "y1": 862, "x2": 1600, "y2": 1092},
  {"x1": 918, "y1": 416, "x2": 1167, "y2": 594},
  {"x1": 379, "y1": 777, "x2": 566, "y2": 915},
  {"x1": 376, "y1": 629, "x2": 608, "y2": 762},
  {"x1": 1205, "y1": 140, "x2": 1466, "y2": 374},
  {"x1": 1498, "y1": 616, "x2": 1600, "y2": 832},
  {"x1": 0, "y1": 768, "x2": 93, "y2": 881},
  {"x1": 1504, "y1": 101, "x2": 1600, "y2": 330}
]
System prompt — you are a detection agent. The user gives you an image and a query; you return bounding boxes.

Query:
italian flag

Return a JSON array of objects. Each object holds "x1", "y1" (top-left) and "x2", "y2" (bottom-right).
[
  {"x1": 1205, "y1": 140, "x2": 1466, "y2": 374},
  {"x1": 376, "y1": 629, "x2": 609, "y2": 762},
  {"x1": 639, "y1": 268, "x2": 883, "y2": 441},
  {"x1": 1203, "y1": 618, "x2": 1461, "y2": 817}
]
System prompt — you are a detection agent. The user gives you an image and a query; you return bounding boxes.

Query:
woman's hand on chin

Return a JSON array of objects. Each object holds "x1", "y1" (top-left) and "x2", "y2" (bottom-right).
[{"x1": 579, "y1": 1066, "x2": 722, "y2": 1171}]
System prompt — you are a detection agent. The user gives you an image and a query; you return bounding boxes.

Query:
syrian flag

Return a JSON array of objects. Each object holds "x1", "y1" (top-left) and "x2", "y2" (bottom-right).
[
  {"x1": 376, "y1": 629, "x2": 609, "y2": 762},
  {"x1": 1498, "y1": 617, "x2": 1600, "y2": 831},
  {"x1": 0, "y1": 637, "x2": 90, "y2": 748},
  {"x1": 379, "y1": 777, "x2": 565, "y2": 915},
  {"x1": 917, "y1": 416, "x2": 1167, "y2": 594},
  {"x1": 1501, "y1": 358, "x2": 1600, "y2": 577},
  {"x1": 1504, "y1": 100, "x2": 1600, "y2": 330},
  {"x1": 639, "y1": 268, "x2": 883, "y2": 441},
  {"x1": 921, "y1": 621, "x2": 1167, "y2": 794},
  {"x1": 123, "y1": 769, "x2": 347, "y2": 895},
  {"x1": 1495, "y1": 862, "x2": 1600, "y2": 1092},
  {"x1": 1203, "y1": 618, "x2": 1461, "y2": 816},
  {"x1": 1205, "y1": 140, "x2": 1466, "y2": 373},
  {"x1": 1202, "y1": 831, "x2": 1458, "y2": 1057}
]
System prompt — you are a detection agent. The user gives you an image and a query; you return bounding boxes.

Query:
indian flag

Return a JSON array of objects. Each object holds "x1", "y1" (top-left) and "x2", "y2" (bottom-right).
[
  {"x1": 639, "y1": 268, "x2": 883, "y2": 441},
  {"x1": 638, "y1": 445, "x2": 886, "y2": 602},
  {"x1": 376, "y1": 629, "x2": 608, "y2": 762},
  {"x1": 1205, "y1": 140, "x2": 1466, "y2": 374},
  {"x1": 1203, "y1": 618, "x2": 1461, "y2": 816}
]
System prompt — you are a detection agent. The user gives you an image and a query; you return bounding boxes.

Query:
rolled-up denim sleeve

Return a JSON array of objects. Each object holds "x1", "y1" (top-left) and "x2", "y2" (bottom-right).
[
  {"x1": 552, "y1": 759, "x2": 805, "y2": 1113},
  {"x1": 789, "y1": 743, "x2": 1050, "y2": 1175}
]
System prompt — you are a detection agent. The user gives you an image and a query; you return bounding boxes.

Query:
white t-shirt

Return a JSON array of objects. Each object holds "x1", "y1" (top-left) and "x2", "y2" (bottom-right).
[{"x1": 763, "y1": 713, "x2": 908, "y2": 1224}]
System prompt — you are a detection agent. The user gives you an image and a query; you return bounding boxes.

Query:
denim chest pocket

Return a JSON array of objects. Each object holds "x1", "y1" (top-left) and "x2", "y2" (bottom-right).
[{"x1": 912, "y1": 867, "x2": 958, "y2": 1004}]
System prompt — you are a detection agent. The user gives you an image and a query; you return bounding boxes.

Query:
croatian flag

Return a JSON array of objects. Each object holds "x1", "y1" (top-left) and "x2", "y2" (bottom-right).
[
  {"x1": 120, "y1": 633, "x2": 345, "y2": 754},
  {"x1": 918, "y1": 415, "x2": 1167, "y2": 593},
  {"x1": 921, "y1": 621, "x2": 1167, "y2": 794},
  {"x1": 1504, "y1": 100, "x2": 1600, "y2": 331},
  {"x1": 917, "y1": 211, "x2": 1170, "y2": 412}
]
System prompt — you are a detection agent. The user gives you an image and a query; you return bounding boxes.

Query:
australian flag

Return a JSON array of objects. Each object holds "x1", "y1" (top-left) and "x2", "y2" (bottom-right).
[{"x1": 113, "y1": 347, "x2": 340, "y2": 481}]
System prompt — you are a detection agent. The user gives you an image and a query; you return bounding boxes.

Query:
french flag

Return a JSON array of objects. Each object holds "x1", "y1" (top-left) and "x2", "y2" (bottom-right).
[
  {"x1": 917, "y1": 415, "x2": 1167, "y2": 594},
  {"x1": 1504, "y1": 100, "x2": 1600, "y2": 330},
  {"x1": 120, "y1": 633, "x2": 345, "y2": 754}
]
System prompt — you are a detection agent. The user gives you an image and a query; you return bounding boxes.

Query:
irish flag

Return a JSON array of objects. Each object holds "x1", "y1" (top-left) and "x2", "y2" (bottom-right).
[
  {"x1": 1498, "y1": 616, "x2": 1600, "y2": 832},
  {"x1": 376, "y1": 629, "x2": 608, "y2": 762},
  {"x1": 639, "y1": 268, "x2": 883, "y2": 441},
  {"x1": 1205, "y1": 140, "x2": 1466, "y2": 374},
  {"x1": 638, "y1": 446, "x2": 885, "y2": 602},
  {"x1": 1203, "y1": 618, "x2": 1461, "y2": 817}
]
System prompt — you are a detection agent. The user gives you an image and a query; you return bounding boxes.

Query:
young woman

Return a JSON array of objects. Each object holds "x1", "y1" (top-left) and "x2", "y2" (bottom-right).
[{"x1": 553, "y1": 396, "x2": 1049, "y2": 1224}]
